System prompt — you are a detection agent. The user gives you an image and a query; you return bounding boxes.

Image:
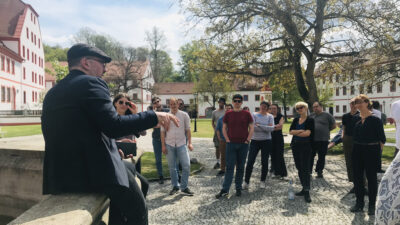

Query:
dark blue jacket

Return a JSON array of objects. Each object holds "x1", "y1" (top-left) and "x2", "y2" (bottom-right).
[{"x1": 41, "y1": 70, "x2": 157, "y2": 194}]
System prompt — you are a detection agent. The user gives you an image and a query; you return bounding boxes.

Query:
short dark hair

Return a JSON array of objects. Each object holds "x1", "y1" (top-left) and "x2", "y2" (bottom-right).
[
  {"x1": 372, "y1": 101, "x2": 380, "y2": 109},
  {"x1": 151, "y1": 96, "x2": 160, "y2": 103},
  {"x1": 232, "y1": 94, "x2": 243, "y2": 101},
  {"x1": 218, "y1": 97, "x2": 226, "y2": 104},
  {"x1": 313, "y1": 101, "x2": 323, "y2": 107},
  {"x1": 260, "y1": 101, "x2": 270, "y2": 108},
  {"x1": 68, "y1": 57, "x2": 84, "y2": 69}
]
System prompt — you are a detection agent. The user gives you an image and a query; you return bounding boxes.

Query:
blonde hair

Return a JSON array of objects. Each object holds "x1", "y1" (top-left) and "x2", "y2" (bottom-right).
[
  {"x1": 354, "y1": 94, "x2": 372, "y2": 109},
  {"x1": 295, "y1": 101, "x2": 308, "y2": 110},
  {"x1": 169, "y1": 97, "x2": 178, "y2": 104}
]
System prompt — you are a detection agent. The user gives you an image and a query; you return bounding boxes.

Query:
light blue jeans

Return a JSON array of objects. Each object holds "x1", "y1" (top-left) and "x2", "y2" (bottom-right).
[{"x1": 166, "y1": 144, "x2": 190, "y2": 190}]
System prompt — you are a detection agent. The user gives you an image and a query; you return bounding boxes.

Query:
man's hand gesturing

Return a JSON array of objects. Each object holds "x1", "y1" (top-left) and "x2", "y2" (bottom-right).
[{"x1": 155, "y1": 112, "x2": 179, "y2": 131}]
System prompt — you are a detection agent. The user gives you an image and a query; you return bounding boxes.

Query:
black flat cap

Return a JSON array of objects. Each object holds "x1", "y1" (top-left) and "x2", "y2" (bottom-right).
[{"x1": 67, "y1": 43, "x2": 112, "y2": 63}]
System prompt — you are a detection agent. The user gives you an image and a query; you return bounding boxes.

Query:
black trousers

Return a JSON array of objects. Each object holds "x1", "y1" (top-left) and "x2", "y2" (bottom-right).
[
  {"x1": 352, "y1": 143, "x2": 380, "y2": 207},
  {"x1": 310, "y1": 141, "x2": 329, "y2": 173},
  {"x1": 245, "y1": 139, "x2": 271, "y2": 183},
  {"x1": 104, "y1": 161, "x2": 149, "y2": 225},
  {"x1": 292, "y1": 141, "x2": 312, "y2": 191},
  {"x1": 271, "y1": 133, "x2": 287, "y2": 177}
]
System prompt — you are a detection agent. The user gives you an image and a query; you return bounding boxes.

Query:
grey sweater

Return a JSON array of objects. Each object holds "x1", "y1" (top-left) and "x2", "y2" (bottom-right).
[{"x1": 251, "y1": 112, "x2": 275, "y2": 140}]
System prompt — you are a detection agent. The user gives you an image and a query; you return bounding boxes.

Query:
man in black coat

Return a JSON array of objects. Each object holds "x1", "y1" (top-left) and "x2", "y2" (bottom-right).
[{"x1": 41, "y1": 43, "x2": 178, "y2": 225}]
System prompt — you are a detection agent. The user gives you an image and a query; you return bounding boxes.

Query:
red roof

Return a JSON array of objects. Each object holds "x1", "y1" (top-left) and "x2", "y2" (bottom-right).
[
  {"x1": 0, "y1": 0, "x2": 37, "y2": 38},
  {"x1": 154, "y1": 82, "x2": 195, "y2": 95}
]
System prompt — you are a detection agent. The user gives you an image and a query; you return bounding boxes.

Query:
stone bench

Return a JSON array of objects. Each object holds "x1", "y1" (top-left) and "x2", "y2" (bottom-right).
[{"x1": 7, "y1": 148, "x2": 146, "y2": 225}]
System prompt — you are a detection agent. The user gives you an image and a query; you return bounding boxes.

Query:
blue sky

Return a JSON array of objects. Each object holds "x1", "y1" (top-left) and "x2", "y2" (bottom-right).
[{"x1": 24, "y1": 0, "x2": 200, "y2": 67}]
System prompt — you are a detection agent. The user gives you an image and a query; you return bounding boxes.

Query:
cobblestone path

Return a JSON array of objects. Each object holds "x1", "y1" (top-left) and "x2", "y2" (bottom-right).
[{"x1": 146, "y1": 138, "x2": 382, "y2": 225}]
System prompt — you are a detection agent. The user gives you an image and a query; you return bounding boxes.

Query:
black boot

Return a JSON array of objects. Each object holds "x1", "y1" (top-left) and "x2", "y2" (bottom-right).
[
  {"x1": 304, "y1": 191, "x2": 311, "y2": 203},
  {"x1": 368, "y1": 205, "x2": 375, "y2": 216},
  {"x1": 295, "y1": 189, "x2": 305, "y2": 196},
  {"x1": 350, "y1": 204, "x2": 364, "y2": 213}
]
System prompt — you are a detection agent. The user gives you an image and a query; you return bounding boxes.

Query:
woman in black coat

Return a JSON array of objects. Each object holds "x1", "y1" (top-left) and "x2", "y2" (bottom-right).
[{"x1": 270, "y1": 104, "x2": 287, "y2": 178}]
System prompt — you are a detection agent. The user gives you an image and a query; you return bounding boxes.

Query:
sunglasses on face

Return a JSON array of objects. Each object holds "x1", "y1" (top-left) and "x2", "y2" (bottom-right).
[
  {"x1": 296, "y1": 106, "x2": 305, "y2": 110},
  {"x1": 152, "y1": 100, "x2": 160, "y2": 104},
  {"x1": 233, "y1": 99, "x2": 242, "y2": 103},
  {"x1": 118, "y1": 100, "x2": 131, "y2": 106}
]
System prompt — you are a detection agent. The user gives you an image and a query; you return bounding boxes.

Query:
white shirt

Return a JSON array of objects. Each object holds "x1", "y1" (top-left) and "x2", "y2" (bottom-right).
[
  {"x1": 372, "y1": 109, "x2": 382, "y2": 119},
  {"x1": 391, "y1": 100, "x2": 400, "y2": 149},
  {"x1": 161, "y1": 110, "x2": 190, "y2": 147}
]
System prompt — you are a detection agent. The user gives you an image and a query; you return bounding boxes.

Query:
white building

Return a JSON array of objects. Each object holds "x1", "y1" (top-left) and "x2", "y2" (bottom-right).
[
  {"x1": 127, "y1": 60, "x2": 154, "y2": 112},
  {"x1": 154, "y1": 82, "x2": 271, "y2": 118},
  {"x1": 0, "y1": 0, "x2": 45, "y2": 111}
]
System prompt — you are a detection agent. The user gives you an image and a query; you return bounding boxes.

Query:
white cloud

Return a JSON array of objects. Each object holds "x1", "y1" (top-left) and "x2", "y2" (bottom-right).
[{"x1": 24, "y1": 0, "x2": 204, "y2": 68}]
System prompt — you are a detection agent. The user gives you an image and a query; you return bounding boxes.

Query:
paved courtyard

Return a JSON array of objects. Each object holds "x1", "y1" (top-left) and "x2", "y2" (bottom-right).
[{"x1": 145, "y1": 137, "x2": 384, "y2": 225}]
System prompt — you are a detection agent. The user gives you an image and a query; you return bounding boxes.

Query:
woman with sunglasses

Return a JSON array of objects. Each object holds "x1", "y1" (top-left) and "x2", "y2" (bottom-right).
[
  {"x1": 112, "y1": 93, "x2": 149, "y2": 197},
  {"x1": 289, "y1": 101, "x2": 314, "y2": 203},
  {"x1": 351, "y1": 94, "x2": 386, "y2": 215}
]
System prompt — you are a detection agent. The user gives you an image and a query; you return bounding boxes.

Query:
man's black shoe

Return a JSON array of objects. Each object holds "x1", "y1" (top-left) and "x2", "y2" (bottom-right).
[
  {"x1": 236, "y1": 189, "x2": 242, "y2": 197},
  {"x1": 295, "y1": 190, "x2": 305, "y2": 196},
  {"x1": 350, "y1": 204, "x2": 364, "y2": 213},
  {"x1": 368, "y1": 205, "x2": 375, "y2": 216},
  {"x1": 215, "y1": 190, "x2": 228, "y2": 199},
  {"x1": 159, "y1": 176, "x2": 164, "y2": 184},
  {"x1": 304, "y1": 191, "x2": 311, "y2": 203},
  {"x1": 317, "y1": 171, "x2": 323, "y2": 178},
  {"x1": 216, "y1": 170, "x2": 225, "y2": 176},
  {"x1": 181, "y1": 188, "x2": 194, "y2": 196},
  {"x1": 213, "y1": 162, "x2": 220, "y2": 169},
  {"x1": 349, "y1": 187, "x2": 355, "y2": 194},
  {"x1": 169, "y1": 187, "x2": 179, "y2": 195}
]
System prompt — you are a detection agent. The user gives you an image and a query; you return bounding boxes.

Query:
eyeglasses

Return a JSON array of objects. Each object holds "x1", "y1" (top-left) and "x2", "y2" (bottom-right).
[
  {"x1": 296, "y1": 106, "x2": 305, "y2": 110},
  {"x1": 118, "y1": 100, "x2": 131, "y2": 106},
  {"x1": 86, "y1": 57, "x2": 106, "y2": 67},
  {"x1": 152, "y1": 100, "x2": 160, "y2": 104},
  {"x1": 233, "y1": 99, "x2": 242, "y2": 103}
]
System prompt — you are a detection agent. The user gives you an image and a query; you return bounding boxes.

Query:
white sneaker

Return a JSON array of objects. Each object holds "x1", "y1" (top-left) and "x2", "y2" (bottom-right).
[
  {"x1": 260, "y1": 181, "x2": 267, "y2": 189},
  {"x1": 243, "y1": 182, "x2": 249, "y2": 190}
]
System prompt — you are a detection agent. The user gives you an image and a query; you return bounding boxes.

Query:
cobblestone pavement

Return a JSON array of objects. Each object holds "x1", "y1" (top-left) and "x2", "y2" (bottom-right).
[{"x1": 146, "y1": 137, "x2": 384, "y2": 225}]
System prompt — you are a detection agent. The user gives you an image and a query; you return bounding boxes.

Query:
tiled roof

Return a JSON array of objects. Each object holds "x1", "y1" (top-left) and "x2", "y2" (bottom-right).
[
  {"x1": 154, "y1": 82, "x2": 195, "y2": 95},
  {"x1": 0, "y1": 0, "x2": 37, "y2": 38}
]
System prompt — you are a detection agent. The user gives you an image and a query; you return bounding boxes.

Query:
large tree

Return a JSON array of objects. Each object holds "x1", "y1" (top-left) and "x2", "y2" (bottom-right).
[{"x1": 179, "y1": 0, "x2": 400, "y2": 107}]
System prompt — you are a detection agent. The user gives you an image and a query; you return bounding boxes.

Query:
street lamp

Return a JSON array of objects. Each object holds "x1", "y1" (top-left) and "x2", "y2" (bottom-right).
[
  {"x1": 383, "y1": 100, "x2": 386, "y2": 113},
  {"x1": 194, "y1": 92, "x2": 198, "y2": 132}
]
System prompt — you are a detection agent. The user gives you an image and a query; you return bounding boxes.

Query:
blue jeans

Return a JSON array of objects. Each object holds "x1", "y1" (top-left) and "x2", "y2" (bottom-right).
[
  {"x1": 222, "y1": 143, "x2": 249, "y2": 192},
  {"x1": 152, "y1": 139, "x2": 163, "y2": 177},
  {"x1": 166, "y1": 144, "x2": 190, "y2": 190}
]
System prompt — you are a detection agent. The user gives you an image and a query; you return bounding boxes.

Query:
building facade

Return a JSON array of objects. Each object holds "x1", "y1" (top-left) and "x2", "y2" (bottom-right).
[{"x1": 0, "y1": 0, "x2": 45, "y2": 111}]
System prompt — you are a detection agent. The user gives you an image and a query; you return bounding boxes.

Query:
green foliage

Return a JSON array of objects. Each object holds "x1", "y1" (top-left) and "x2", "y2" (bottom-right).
[
  {"x1": 43, "y1": 44, "x2": 68, "y2": 62},
  {"x1": 177, "y1": 41, "x2": 201, "y2": 82},
  {"x1": 48, "y1": 61, "x2": 69, "y2": 82}
]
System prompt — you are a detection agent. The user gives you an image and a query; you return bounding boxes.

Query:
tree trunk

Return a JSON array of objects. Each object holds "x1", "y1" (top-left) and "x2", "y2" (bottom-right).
[{"x1": 283, "y1": 91, "x2": 288, "y2": 122}]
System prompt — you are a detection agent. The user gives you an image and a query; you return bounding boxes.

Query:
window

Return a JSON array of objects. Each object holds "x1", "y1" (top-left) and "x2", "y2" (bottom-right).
[
  {"x1": 27, "y1": 49, "x2": 29, "y2": 60},
  {"x1": 132, "y1": 93, "x2": 138, "y2": 99},
  {"x1": 35, "y1": 73, "x2": 37, "y2": 83},
  {"x1": 11, "y1": 61, "x2": 15, "y2": 74},
  {"x1": 34, "y1": 16, "x2": 36, "y2": 24},
  {"x1": 22, "y1": 46, "x2": 25, "y2": 58},
  {"x1": 166, "y1": 99, "x2": 170, "y2": 105},
  {"x1": 1, "y1": 86, "x2": 5, "y2": 102},
  {"x1": 336, "y1": 105, "x2": 340, "y2": 113},
  {"x1": 343, "y1": 86, "x2": 347, "y2": 95},
  {"x1": 243, "y1": 95, "x2": 248, "y2": 101},
  {"x1": 31, "y1": 13, "x2": 33, "y2": 21},
  {"x1": 31, "y1": 32, "x2": 33, "y2": 42},
  {"x1": 34, "y1": 35, "x2": 36, "y2": 45},
  {"x1": 390, "y1": 80, "x2": 397, "y2": 92},
  {"x1": 367, "y1": 84, "x2": 373, "y2": 94},
  {"x1": 7, "y1": 88, "x2": 10, "y2": 102},
  {"x1": 38, "y1": 39, "x2": 41, "y2": 48},
  {"x1": 35, "y1": 54, "x2": 37, "y2": 64},
  {"x1": 23, "y1": 91, "x2": 26, "y2": 104},
  {"x1": 255, "y1": 95, "x2": 260, "y2": 101},
  {"x1": 255, "y1": 107, "x2": 260, "y2": 112},
  {"x1": 6, "y1": 58, "x2": 10, "y2": 72},
  {"x1": 1, "y1": 56, "x2": 4, "y2": 71},
  {"x1": 359, "y1": 84, "x2": 364, "y2": 94},
  {"x1": 350, "y1": 86, "x2": 355, "y2": 95},
  {"x1": 204, "y1": 96, "x2": 209, "y2": 102},
  {"x1": 343, "y1": 105, "x2": 347, "y2": 113},
  {"x1": 32, "y1": 91, "x2": 34, "y2": 102},
  {"x1": 31, "y1": 52, "x2": 34, "y2": 62},
  {"x1": 26, "y1": 28, "x2": 29, "y2": 39},
  {"x1": 23, "y1": 67, "x2": 26, "y2": 79},
  {"x1": 377, "y1": 83, "x2": 382, "y2": 93},
  {"x1": 35, "y1": 92, "x2": 37, "y2": 102},
  {"x1": 336, "y1": 74, "x2": 340, "y2": 82},
  {"x1": 336, "y1": 87, "x2": 340, "y2": 96},
  {"x1": 32, "y1": 72, "x2": 34, "y2": 82}
]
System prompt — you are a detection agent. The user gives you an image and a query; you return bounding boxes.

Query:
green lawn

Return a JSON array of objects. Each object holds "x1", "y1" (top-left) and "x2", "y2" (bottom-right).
[
  {"x1": 190, "y1": 119, "x2": 214, "y2": 138},
  {"x1": 284, "y1": 143, "x2": 396, "y2": 162},
  {"x1": 1, "y1": 125, "x2": 42, "y2": 138},
  {"x1": 140, "y1": 152, "x2": 202, "y2": 180}
]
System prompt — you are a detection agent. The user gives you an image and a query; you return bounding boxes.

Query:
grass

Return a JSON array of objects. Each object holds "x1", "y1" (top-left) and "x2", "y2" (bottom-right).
[
  {"x1": 140, "y1": 152, "x2": 202, "y2": 180},
  {"x1": 1, "y1": 125, "x2": 42, "y2": 138},
  {"x1": 190, "y1": 119, "x2": 214, "y2": 138},
  {"x1": 284, "y1": 143, "x2": 396, "y2": 162}
]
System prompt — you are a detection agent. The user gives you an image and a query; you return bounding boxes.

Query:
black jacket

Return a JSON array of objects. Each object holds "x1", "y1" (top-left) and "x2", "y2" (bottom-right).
[{"x1": 41, "y1": 70, "x2": 157, "y2": 194}]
